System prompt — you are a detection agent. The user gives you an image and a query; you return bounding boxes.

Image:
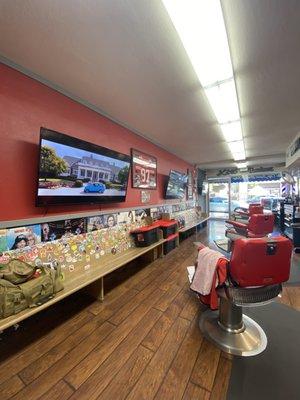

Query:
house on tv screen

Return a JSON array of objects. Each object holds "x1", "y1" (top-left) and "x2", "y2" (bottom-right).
[{"x1": 62, "y1": 154, "x2": 122, "y2": 182}]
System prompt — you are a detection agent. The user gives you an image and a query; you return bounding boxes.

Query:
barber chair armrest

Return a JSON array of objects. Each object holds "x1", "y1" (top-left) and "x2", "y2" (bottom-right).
[
  {"x1": 225, "y1": 229, "x2": 244, "y2": 241},
  {"x1": 235, "y1": 210, "x2": 249, "y2": 217},
  {"x1": 227, "y1": 220, "x2": 248, "y2": 230},
  {"x1": 234, "y1": 207, "x2": 248, "y2": 213}
]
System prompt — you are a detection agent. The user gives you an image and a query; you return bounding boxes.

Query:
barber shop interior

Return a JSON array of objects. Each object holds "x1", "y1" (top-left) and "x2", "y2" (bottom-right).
[{"x1": 0, "y1": 1, "x2": 300, "y2": 399}]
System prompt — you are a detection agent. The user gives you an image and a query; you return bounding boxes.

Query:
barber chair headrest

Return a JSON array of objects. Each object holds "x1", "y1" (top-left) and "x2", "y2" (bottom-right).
[
  {"x1": 229, "y1": 236, "x2": 292, "y2": 287},
  {"x1": 248, "y1": 204, "x2": 264, "y2": 215},
  {"x1": 247, "y1": 213, "x2": 275, "y2": 236}
]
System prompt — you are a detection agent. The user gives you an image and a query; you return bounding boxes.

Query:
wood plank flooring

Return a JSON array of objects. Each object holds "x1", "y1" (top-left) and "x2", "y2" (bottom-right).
[{"x1": 0, "y1": 220, "x2": 299, "y2": 400}]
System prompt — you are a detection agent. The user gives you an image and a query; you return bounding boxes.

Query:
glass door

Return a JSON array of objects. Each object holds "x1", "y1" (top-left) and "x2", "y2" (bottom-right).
[{"x1": 208, "y1": 179, "x2": 230, "y2": 219}]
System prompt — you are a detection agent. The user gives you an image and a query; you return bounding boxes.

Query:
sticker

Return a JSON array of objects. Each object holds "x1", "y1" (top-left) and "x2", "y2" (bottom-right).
[
  {"x1": 100, "y1": 250, "x2": 105, "y2": 256},
  {"x1": 111, "y1": 248, "x2": 117, "y2": 255},
  {"x1": 71, "y1": 244, "x2": 77, "y2": 252},
  {"x1": 84, "y1": 264, "x2": 91, "y2": 271},
  {"x1": 68, "y1": 265, "x2": 75, "y2": 272},
  {"x1": 66, "y1": 256, "x2": 72, "y2": 263},
  {"x1": 34, "y1": 258, "x2": 42, "y2": 266},
  {"x1": 95, "y1": 253, "x2": 100, "y2": 259},
  {"x1": 61, "y1": 264, "x2": 66, "y2": 269}
]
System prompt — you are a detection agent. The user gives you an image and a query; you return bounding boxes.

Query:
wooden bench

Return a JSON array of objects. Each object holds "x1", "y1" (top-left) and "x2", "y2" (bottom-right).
[
  {"x1": 178, "y1": 215, "x2": 210, "y2": 239},
  {"x1": 0, "y1": 237, "x2": 166, "y2": 332}
]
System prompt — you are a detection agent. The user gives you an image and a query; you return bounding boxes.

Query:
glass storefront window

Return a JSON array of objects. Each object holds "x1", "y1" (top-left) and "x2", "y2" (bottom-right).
[
  {"x1": 230, "y1": 180, "x2": 282, "y2": 213},
  {"x1": 208, "y1": 177, "x2": 283, "y2": 217},
  {"x1": 209, "y1": 180, "x2": 230, "y2": 218}
]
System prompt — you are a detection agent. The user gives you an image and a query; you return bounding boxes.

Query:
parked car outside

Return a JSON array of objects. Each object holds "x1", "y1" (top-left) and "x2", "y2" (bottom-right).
[
  {"x1": 84, "y1": 182, "x2": 106, "y2": 193},
  {"x1": 210, "y1": 196, "x2": 228, "y2": 203}
]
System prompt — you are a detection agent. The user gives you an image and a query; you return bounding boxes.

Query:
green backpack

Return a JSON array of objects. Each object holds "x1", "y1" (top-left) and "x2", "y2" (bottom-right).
[
  {"x1": 0, "y1": 262, "x2": 64, "y2": 319},
  {"x1": 0, "y1": 258, "x2": 36, "y2": 284}
]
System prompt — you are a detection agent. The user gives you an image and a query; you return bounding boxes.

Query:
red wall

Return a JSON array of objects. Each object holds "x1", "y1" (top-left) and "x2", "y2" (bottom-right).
[{"x1": 0, "y1": 63, "x2": 192, "y2": 222}]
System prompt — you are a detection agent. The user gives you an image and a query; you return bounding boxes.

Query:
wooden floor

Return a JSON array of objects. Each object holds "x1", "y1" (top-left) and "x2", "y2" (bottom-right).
[{"x1": 0, "y1": 221, "x2": 299, "y2": 400}]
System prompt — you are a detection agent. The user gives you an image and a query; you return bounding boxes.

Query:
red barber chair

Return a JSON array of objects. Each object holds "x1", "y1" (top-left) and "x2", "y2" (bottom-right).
[
  {"x1": 235, "y1": 203, "x2": 263, "y2": 217},
  {"x1": 199, "y1": 236, "x2": 292, "y2": 356},
  {"x1": 226, "y1": 213, "x2": 275, "y2": 241},
  {"x1": 232, "y1": 204, "x2": 264, "y2": 222}
]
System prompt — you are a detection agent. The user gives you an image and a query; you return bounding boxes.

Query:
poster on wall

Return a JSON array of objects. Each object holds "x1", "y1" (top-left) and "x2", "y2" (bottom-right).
[
  {"x1": 87, "y1": 214, "x2": 117, "y2": 231},
  {"x1": 103, "y1": 213, "x2": 117, "y2": 228},
  {"x1": 135, "y1": 208, "x2": 151, "y2": 223},
  {"x1": 141, "y1": 190, "x2": 151, "y2": 204},
  {"x1": 41, "y1": 218, "x2": 86, "y2": 242},
  {"x1": 7, "y1": 225, "x2": 41, "y2": 250},
  {"x1": 187, "y1": 169, "x2": 193, "y2": 199},
  {"x1": 0, "y1": 229, "x2": 8, "y2": 252},
  {"x1": 131, "y1": 148, "x2": 157, "y2": 189},
  {"x1": 87, "y1": 216, "x2": 105, "y2": 231},
  {"x1": 117, "y1": 211, "x2": 136, "y2": 225}
]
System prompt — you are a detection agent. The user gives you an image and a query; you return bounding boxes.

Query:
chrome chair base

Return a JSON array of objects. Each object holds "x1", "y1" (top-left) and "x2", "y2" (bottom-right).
[{"x1": 199, "y1": 299, "x2": 267, "y2": 357}]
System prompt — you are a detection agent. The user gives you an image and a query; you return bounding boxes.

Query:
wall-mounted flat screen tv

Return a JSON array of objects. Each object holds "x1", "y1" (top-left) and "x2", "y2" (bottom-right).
[
  {"x1": 36, "y1": 128, "x2": 131, "y2": 206},
  {"x1": 164, "y1": 170, "x2": 187, "y2": 200}
]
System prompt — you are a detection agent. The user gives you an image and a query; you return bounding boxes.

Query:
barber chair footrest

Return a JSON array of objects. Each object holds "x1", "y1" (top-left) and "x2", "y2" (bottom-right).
[{"x1": 199, "y1": 310, "x2": 267, "y2": 357}]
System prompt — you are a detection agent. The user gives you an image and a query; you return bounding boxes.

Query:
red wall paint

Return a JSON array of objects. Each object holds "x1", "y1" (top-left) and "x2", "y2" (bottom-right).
[{"x1": 0, "y1": 63, "x2": 192, "y2": 222}]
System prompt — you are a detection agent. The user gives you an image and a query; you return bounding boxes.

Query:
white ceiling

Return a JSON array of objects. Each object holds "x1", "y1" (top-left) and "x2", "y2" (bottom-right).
[{"x1": 0, "y1": 0, "x2": 299, "y2": 168}]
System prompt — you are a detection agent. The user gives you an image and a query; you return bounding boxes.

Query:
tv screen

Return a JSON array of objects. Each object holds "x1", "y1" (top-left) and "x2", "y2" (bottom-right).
[
  {"x1": 165, "y1": 170, "x2": 187, "y2": 200},
  {"x1": 36, "y1": 128, "x2": 131, "y2": 206}
]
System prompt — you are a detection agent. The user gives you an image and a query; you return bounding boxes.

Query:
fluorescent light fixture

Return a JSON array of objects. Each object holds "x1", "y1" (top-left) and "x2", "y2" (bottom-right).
[
  {"x1": 236, "y1": 162, "x2": 248, "y2": 169},
  {"x1": 205, "y1": 79, "x2": 240, "y2": 123},
  {"x1": 162, "y1": 0, "x2": 247, "y2": 159},
  {"x1": 221, "y1": 121, "x2": 243, "y2": 142},
  {"x1": 227, "y1": 140, "x2": 245, "y2": 154},
  {"x1": 232, "y1": 151, "x2": 246, "y2": 161},
  {"x1": 161, "y1": 0, "x2": 233, "y2": 87}
]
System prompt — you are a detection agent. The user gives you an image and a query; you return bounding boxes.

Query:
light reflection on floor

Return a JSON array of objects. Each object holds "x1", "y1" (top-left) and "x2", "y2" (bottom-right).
[{"x1": 207, "y1": 219, "x2": 227, "y2": 243}]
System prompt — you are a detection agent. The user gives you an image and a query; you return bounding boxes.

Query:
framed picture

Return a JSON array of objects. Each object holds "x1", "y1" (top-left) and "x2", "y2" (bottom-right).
[
  {"x1": 141, "y1": 190, "x2": 151, "y2": 203},
  {"x1": 131, "y1": 148, "x2": 157, "y2": 189},
  {"x1": 187, "y1": 169, "x2": 193, "y2": 199}
]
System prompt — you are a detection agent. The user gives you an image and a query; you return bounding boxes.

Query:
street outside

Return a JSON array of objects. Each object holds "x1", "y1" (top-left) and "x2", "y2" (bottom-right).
[
  {"x1": 209, "y1": 200, "x2": 249, "y2": 213},
  {"x1": 38, "y1": 187, "x2": 126, "y2": 196}
]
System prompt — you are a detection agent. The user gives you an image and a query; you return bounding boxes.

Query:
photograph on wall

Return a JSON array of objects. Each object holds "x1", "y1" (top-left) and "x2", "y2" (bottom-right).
[
  {"x1": 117, "y1": 211, "x2": 136, "y2": 225},
  {"x1": 135, "y1": 208, "x2": 151, "y2": 223},
  {"x1": 150, "y1": 207, "x2": 159, "y2": 221},
  {"x1": 41, "y1": 218, "x2": 86, "y2": 242},
  {"x1": 157, "y1": 205, "x2": 172, "y2": 215},
  {"x1": 87, "y1": 215, "x2": 105, "y2": 232},
  {"x1": 141, "y1": 190, "x2": 151, "y2": 203},
  {"x1": 103, "y1": 213, "x2": 117, "y2": 228},
  {"x1": 0, "y1": 229, "x2": 8, "y2": 252},
  {"x1": 7, "y1": 225, "x2": 41, "y2": 250},
  {"x1": 187, "y1": 169, "x2": 193, "y2": 199},
  {"x1": 131, "y1": 148, "x2": 157, "y2": 189}
]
